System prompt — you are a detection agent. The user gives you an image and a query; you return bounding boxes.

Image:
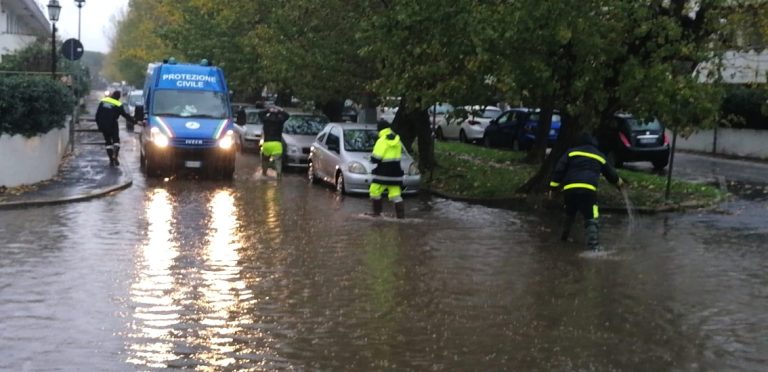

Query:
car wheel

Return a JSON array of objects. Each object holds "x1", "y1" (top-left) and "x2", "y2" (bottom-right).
[
  {"x1": 335, "y1": 172, "x2": 346, "y2": 194},
  {"x1": 435, "y1": 127, "x2": 445, "y2": 141},
  {"x1": 483, "y1": 135, "x2": 492, "y2": 147},
  {"x1": 308, "y1": 161, "x2": 319, "y2": 184},
  {"x1": 652, "y1": 158, "x2": 668, "y2": 171},
  {"x1": 459, "y1": 130, "x2": 467, "y2": 143}
]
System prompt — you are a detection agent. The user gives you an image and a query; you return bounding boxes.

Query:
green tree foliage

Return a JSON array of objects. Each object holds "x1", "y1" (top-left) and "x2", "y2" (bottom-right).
[
  {"x1": 0, "y1": 76, "x2": 74, "y2": 137},
  {"x1": 107, "y1": 0, "x2": 734, "y2": 192},
  {"x1": 0, "y1": 38, "x2": 90, "y2": 97}
]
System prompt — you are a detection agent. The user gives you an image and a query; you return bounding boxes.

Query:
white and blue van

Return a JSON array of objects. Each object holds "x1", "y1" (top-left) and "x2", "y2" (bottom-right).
[{"x1": 136, "y1": 60, "x2": 236, "y2": 178}]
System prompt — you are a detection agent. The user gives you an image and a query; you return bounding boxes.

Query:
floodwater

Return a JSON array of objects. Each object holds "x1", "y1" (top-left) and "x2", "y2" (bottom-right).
[{"x1": 1, "y1": 139, "x2": 767, "y2": 370}]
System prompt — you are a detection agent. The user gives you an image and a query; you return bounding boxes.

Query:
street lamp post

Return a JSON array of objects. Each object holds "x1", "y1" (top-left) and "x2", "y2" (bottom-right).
[
  {"x1": 47, "y1": 0, "x2": 62, "y2": 81},
  {"x1": 75, "y1": 0, "x2": 85, "y2": 40}
]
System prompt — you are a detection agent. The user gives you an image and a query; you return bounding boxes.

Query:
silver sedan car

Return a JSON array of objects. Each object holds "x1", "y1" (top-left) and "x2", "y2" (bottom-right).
[
  {"x1": 308, "y1": 123, "x2": 420, "y2": 194},
  {"x1": 282, "y1": 113, "x2": 329, "y2": 167},
  {"x1": 236, "y1": 108, "x2": 265, "y2": 152}
]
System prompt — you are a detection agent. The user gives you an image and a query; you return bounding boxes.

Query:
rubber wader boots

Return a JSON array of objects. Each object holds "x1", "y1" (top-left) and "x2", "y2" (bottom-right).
[
  {"x1": 274, "y1": 157, "x2": 282, "y2": 178},
  {"x1": 561, "y1": 215, "x2": 576, "y2": 241},
  {"x1": 261, "y1": 153, "x2": 269, "y2": 176},
  {"x1": 394, "y1": 202, "x2": 405, "y2": 219},
  {"x1": 371, "y1": 199, "x2": 383, "y2": 216},
  {"x1": 106, "y1": 148, "x2": 115, "y2": 166},
  {"x1": 113, "y1": 146, "x2": 120, "y2": 166},
  {"x1": 585, "y1": 219, "x2": 601, "y2": 251}
]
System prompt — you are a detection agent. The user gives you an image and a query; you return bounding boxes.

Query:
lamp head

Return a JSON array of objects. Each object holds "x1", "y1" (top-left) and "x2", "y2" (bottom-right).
[{"x1": 47, "y1": 0, "x2": 62, "y2": 22}]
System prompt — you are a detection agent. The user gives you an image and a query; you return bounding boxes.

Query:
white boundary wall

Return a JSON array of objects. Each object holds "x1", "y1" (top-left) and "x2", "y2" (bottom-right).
[
  {"x1": 0, "y1": 122, "x2": 70, "y2": 187},
  {"x1": 672, "y1": 128, "x2": 768, "y2": 160}
]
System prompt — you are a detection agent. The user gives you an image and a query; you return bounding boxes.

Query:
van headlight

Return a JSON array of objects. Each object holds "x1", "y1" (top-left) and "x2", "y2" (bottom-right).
[
  {"x1": 218, "y1": 130, "x2": 235, "y2": 150},
  {"x1": 407, "y1": 162, "x2": 420, "y2": 175},
  {"x1": 151, "y1": 127, "x2": 169, "y2": 148},
  {"x1": 348, "y1": 161, "x2": 367, "y2": 174}
]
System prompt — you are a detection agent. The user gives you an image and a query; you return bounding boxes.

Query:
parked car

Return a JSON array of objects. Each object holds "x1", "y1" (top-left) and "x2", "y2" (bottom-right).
[
  {"x1": 595, "y1": 113, "x2": 670, "y2": 170},
  {"x1": 378, "y1": 106, "x2": 398, "y2": 124},
  {"x1": 235, "y1": 108, "x2": 266, "y2": 152},
  {"x1": 308, "y1": 123, "x2": 421, "y2": 194},
  {"x1": 483, "y1": 108, "x2": 561, "y2": 150},
  {"x1": 282, "y1": 113, "x2": 329, "y2": 167},
  {"x1": 434, "y1": 105, "x2": 501, "y2": 143},
  {"x1": 125, "y1": 90, "x2": 143, "y2": 131}
]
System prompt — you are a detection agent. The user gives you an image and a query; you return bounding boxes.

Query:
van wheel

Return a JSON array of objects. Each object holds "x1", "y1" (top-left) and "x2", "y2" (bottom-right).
[
  {"x1": 335, "y1": 172, "x2": 346, "y2": 194},
  {"x1": 143, "y1": 149, "x2": 160, "y2": 177}
]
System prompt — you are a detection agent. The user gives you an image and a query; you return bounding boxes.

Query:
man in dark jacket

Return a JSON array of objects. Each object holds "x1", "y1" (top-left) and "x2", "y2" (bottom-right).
[
  {"x1": 550, "y1": 133, "x2": 624, "y2": 250},
  {"x1": 370, "y1": 120, "x2": 405, "y2": 218},
  {"x1": 95, "y1": 91, "x2": 135, "y2": 166},
  {"x1": 258, "y1": 107, "x2": 290, "y2": 177}
]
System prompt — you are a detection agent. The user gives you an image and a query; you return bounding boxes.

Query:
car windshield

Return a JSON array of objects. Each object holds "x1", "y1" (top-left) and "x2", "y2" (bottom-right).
[
  {"x1": 343, "y1": 129, "x2": 379, "y2": 152},
  {"x1": 626, "y1": 117, "x2": 662, "y2": 131},
  {"x1": 479, "y1": 108, "x2": 501, "y2": 119},
  {"x1": 284, "y1": 115, "x2": 328, "y2": 135},
  {"x1": 152, "y1": 90, "x2": 229, "y2": 118}
]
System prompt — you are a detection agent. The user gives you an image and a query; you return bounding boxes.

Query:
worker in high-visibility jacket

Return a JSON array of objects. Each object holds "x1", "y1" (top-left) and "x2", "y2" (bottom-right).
[
  {"x1": 95, "y1": 90, "x2": 135, "y2": 166},
  {"x1": 550, "y1": 133, "x2": 624, "y2": 250},
  {"x1": 370, "y1": 120, "x2": 405, "y2": 219}
]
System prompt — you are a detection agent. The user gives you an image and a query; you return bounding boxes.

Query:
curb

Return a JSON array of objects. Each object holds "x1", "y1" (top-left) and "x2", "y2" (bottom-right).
[
  {"x1": 0, "y1": 163, "x2": 133, "y2": 210},
  {"x1": 426, "y1": 188, "x2": 724, "y2": 215}
]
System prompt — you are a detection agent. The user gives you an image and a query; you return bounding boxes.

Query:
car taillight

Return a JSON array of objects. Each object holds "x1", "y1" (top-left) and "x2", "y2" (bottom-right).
[
  {"x1": 619, "y1": 132, "x2": 631, "y2": 147},
  {"x1": 663, "y1": 132, "x2": 669, "y2": 145},
  {"x1": 468, "y1": 120, "x2": 480, "y2": 125}
]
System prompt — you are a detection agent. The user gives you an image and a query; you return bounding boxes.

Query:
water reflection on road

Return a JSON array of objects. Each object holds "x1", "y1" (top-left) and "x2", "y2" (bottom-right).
[{"x1": 1, "y1": 151, "x2": 767, "y2": 370}]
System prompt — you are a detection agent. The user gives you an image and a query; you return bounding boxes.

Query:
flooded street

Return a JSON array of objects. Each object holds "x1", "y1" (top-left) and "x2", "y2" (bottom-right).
[{"x1": 1, "y1": 135, "x2": 767, "y2": 370}]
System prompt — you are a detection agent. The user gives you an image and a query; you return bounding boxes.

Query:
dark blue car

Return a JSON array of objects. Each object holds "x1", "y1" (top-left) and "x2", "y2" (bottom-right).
[{"x1": 483, "y1": 108, "x2": 561, "y2": 150}]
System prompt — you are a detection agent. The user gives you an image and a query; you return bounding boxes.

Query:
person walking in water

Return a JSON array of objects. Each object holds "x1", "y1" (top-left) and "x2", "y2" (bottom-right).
[
  {"x1": 550, "y1": 133, "x2": 624, "y2": 250},
  {"x1": 95, "y1": 90, "x2": 136, "y2": 166},
  {"x1": 370, "y1": 120, "x2": 405, "y2": 219},
  {"x1": 258, "y1": 107, "x2": 289, "y2": 177}
]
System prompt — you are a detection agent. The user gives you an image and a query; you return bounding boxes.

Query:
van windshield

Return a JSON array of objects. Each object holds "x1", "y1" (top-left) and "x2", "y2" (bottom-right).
[{"x1": 152, "y1": 90, "x2": 229, "y2": 118}]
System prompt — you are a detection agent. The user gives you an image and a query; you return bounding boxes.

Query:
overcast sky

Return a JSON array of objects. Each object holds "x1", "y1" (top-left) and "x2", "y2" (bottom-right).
[{"x1": 39, "y1": 0, "x2": 129, "y2": 54}]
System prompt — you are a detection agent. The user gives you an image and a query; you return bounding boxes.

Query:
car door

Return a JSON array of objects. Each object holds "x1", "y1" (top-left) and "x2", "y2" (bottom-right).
[
  {"x1": 485, "y1": 111, "x2": 510, "y2": 147},
  {"x1": 323, "y1": 126, "x2": 343, "y2": 181},
  {"x1": 499, "y1": 110, "x2": 523, "y2": 146},
  {"x1": 312, "y1": 129, "x2": 329, "y2": 179}
]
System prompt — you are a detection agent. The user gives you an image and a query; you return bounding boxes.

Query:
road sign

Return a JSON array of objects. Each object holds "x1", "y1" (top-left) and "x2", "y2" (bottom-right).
[{"x1": 61, "y1": 39, "x2": 84, "y2": 61}]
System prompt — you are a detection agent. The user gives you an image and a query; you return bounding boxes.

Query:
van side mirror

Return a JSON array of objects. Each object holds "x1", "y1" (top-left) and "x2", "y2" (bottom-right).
[
  {"x1": 236, "y1": 109, "x2": 246, "y2": 125},
  {"x1": 134, "y1": 105, "x2": 145, "y2": 122}
]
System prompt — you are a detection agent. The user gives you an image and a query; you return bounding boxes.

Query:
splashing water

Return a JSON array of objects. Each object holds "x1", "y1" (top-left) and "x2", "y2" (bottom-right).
[{"x1": 621, "y1": 187, "x2": 636, "y2": 235}]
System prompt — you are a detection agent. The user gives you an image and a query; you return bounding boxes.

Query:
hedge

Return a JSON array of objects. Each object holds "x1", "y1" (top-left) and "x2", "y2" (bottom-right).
[
  {"x1": 720, "y1": 85, "x2": 768, "y2": 130},
  {"x1": 0, "y1": 76, "x2": 74, "y2": 137}
]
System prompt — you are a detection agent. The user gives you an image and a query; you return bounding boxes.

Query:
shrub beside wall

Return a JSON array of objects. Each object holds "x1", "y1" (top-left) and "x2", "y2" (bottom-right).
[
  {"x1": 0, "y1": 76, "x2": 74, "y2": 137},
  {"x1": 720, "y1": 85, "x2": 768, "y2": 130}
]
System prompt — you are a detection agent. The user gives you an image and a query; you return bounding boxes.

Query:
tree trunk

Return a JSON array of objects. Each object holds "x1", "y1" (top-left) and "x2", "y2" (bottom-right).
[
  {"x1": 516, "y1": 112, "x2": 581, "y2": 194},
  {"x1": 319, "y1": 99, "x2": 344, "y2": 122},
  {"x1": 392, "y1": 98, "x2": 435, "y2": 172}
]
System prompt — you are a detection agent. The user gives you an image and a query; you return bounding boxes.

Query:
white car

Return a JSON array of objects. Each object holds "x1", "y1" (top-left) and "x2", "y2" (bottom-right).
[
  {"x1": 282, "y1": 113, "x2": 329, "y2": 167},
  {"x1": 435, "y1": 105, "x2": 501, "y2": 143},
  {"x1": 235, "y1": 108, "x2": 265, "y2": 152},
  {"x1": 308, "y1": 123, "x2": 420, "y2": 194}
]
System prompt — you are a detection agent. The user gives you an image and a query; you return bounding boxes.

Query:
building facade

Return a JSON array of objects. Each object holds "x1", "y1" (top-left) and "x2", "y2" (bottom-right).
[{"x1": 0, "y1": 0, "x2": 49, "y2": 62}]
